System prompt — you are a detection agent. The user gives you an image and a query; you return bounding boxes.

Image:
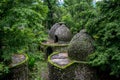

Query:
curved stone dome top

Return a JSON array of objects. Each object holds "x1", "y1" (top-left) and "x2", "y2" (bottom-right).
[
  {"x1": 49, "y1": 22, "x2": 72, "y2": 43},
  {"x1": 54, "y1": 24, "x2": 72, "y2": 43},
  {"x1": 49, "y1": 23, "x2": 61, "y2": 39},
  {"x1": 68, "y1": 29, "x2": 94, "y2": 61}
]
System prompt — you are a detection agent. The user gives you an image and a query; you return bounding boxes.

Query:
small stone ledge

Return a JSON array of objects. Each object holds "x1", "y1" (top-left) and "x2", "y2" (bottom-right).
[
  {"x1": 41, "y1": 40, "x2": 69, "y2": 47},
  {"x1": 41, "y1": 40, "x2": 69, "y2": 59}
]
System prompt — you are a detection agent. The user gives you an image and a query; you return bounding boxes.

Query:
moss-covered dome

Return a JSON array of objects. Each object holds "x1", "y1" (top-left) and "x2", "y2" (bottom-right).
[
  {"x1": 54, "y1": 24, "x2": 72, "y2": 43},
  {"x1": 49, "y1": 23, "x2": 61, "y2": 39},
  {"x1": 49, "y1": 22, "x2": 72, "y2": 43},
  {"x1": 68, "y1": 29, "x2": 94, "y2": 61}
]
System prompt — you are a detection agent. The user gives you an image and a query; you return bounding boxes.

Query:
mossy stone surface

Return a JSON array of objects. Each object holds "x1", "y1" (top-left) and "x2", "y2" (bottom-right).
[
  {"x1": 2, "y1": 54, "x2": 28, "y2": 80},
  {"x1": 48, "y1": 52, "x2": 75, "y2": 80},
  {"x1": 41, "y1": 41, "x2": 69, "y2": 59},
  {"x1": 54, "y1": 24, "x2": 72, "y2": 43},
  {"x1": 68, "y1": 29, "x2": 94, "y2": 61},
  {"x1": 49, "y1": 23, "x2": 61, "y2": 39},
  {"x1": 49, "y1": 22, "x2": 72, "y2": 43},
  {"x1": 48, "y1": 52, "x2": 98, "y2": 80}
]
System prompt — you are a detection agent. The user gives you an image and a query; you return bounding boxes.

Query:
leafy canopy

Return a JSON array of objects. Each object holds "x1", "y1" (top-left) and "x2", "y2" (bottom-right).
[
  {"x1": 87, "y1": 0, "x2": 120, "y2": 76},
  {"x1": 0, "y1": 0, "x2": 48, "y2": 64}
]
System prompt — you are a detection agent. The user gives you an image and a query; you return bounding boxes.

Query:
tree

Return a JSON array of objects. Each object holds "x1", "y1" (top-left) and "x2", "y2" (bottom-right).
[
  {"x1": 43, "y1": 0, "x2": 63, "y2": 29},
  {"x1": 87, "y1": 0, "x2": 120, "y2": 77},
  {"x1": 0, "y1": 0, "x2": 48, "y2": 73},
  {"x1": 62, "y1": 0, "x2": 96, "y2": 34}
]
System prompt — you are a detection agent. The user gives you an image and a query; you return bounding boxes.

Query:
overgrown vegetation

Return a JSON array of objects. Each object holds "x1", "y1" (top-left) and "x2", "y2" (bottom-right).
[
  {"x1": 52, "y1": 0, "x2": 120, "y2": 77},
  {"x1": 87, "y1": 0, "x2": 120, "y2": 77},
  {"x1": 28, "y1": 51, "x2": 48, "y2": 80},
  {"x1": 0, "y1": 0, "x2": 120, "y2": 79},
  {"x1": 61, "y1": 0, "x2": 97, "y2": 34},
  {"x1": 0, "y1": 0, "x2": 48, "y2": 75}
]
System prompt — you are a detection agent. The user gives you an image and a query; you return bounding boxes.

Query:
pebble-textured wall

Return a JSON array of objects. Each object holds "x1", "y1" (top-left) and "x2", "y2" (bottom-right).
[
  {"x1": 49, "y1": 22, "x2": 72, "y2": 43},
  {"x1": 48, "y1": 53, "x2": 98, "y2": 80},
  {"x1": 49, "y1": 23, "x2": 60, "y2": 39},
  {"x1": 68, "y1": 29, "x2": 94, "y2": 61},
  {"x1": 55, "y1": 24, "x2": 72, "y2": 43}
]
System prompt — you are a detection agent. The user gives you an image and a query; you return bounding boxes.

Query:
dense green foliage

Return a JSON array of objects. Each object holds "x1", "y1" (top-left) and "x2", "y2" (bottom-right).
[
  {"x1": 43, "y1": 0, "x2": 120, "y2": 78},
  {"x1": 43, "y1": 0, "x2": 63, "y2": 29},
  {"x1": 0, "y1": 0, "x2": 120, "y2": 78},
  {"x1": 0, "y1": 0, "x2": 48, "y2": 74},
  {"x1": 29, "y1": 52, "x2": 48, "y2": 80},
  {"x1": 87, "y1": 0, "x2": 120, "y2": 77},
  {"x1": 61, "y1": 0, "x2": 97, "y2": 34}
]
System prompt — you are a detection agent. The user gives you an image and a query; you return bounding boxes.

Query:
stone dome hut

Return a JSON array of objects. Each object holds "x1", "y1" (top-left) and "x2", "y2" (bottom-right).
[
  {"x1": 54, "y1": 24, "x2": 72, "y2": 43},
  {"x1": 49, "y1": 23, "x2": 61, "y2": 39},
  {"x1": 68, "y1": 29, "x2": 94, "y2": 61},
  {"x1": 49, "y1": 22, "x2": 72, "y2": 43}
]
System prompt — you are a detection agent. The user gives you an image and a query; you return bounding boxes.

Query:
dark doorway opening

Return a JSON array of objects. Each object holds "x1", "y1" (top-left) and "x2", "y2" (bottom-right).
[
  {"x1": 54, "y1": 35, "x2": 58, "y2": 43},
  {"x1": 46, "y1": 47, "x2": 53, "y2": 57}
]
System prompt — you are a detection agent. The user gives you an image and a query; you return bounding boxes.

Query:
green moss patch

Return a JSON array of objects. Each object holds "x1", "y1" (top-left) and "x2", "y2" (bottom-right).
[
  {"x1": 48, "y1": 52, "x2": 89, "y2": 69},
  {"x1": 41, "y1": 42, "x2": 69, "y2": 47}
]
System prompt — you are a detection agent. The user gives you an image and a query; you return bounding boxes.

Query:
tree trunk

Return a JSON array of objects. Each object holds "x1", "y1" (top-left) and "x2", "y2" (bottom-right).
[{"x1": 44, "y1": 0, "x2": 54, "y2": 29}]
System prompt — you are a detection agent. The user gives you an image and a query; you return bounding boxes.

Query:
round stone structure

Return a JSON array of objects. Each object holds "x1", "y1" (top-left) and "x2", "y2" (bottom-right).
[
  {"x1": 49, "y1": 23, "x2": 61, "y2": 39},
  {"x1": 49, "y1": 22, "x2": 72, "y2": 43},
  {"x1": 54, "y1": 24, "x2": 72, "y2": 43},
  {"x1": 48, "y1": 52, "x2": 98, "y2": 80},
  {"x1": 1, "y1": 54, "x2": 28, "y2": 80},
  {"x1": 68, "y1": 29, "x2": 94, "y2": 61}
]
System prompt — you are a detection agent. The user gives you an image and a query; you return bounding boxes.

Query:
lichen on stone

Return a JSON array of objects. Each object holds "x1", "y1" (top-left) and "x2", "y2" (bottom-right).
[
  {"x1": 48, "y1": 52, "x2": 74, "y2": 69},
  {"x1": 68, "y1": 29, "x2": 94, "y2": 61},
  {"x1": 10, "y1": 54, "x2": 28, "y2": 68},
  {"x1": 54, "y1": 24, "x2": 72, "y2": 43},
  {"x1": 49, "y1": 22, "x2": 72, "y2": 43},
  {"x1": 48, "y1": 52, "x2": 97, "y2": 80},
  {"x1": 49, "y1": 23, "x2": 60, "y2": 39}
]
